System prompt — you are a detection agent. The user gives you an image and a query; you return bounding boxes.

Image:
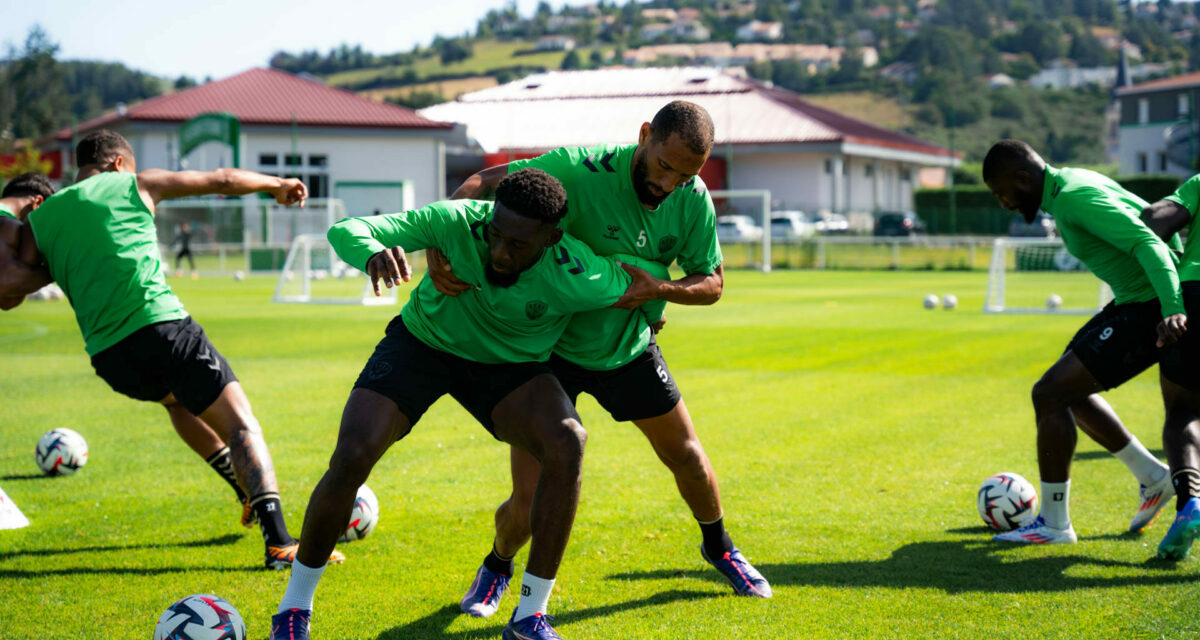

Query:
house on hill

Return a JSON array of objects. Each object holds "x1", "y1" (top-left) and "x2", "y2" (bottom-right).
[{"x1": 420, "y1": 67, "x2": 958, "y2": 217}]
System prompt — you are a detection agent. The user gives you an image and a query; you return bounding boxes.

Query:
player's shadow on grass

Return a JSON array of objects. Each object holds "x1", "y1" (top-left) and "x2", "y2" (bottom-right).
[
  {"x1": 372, "y1": 590, "x2": 713, "y2": 640},
  {"x1": 1073, "y1": 448, "x2": 1166, "y2": 462},
  {"x1": 607, "y1": 539, "x2": 1195, "y2": 595},
  {"x1": 0, "y1": 472, "x2": 50, "y2": 481},
  {"x1": 0, "y1": 532, "x2": 243, "y2": 562}
]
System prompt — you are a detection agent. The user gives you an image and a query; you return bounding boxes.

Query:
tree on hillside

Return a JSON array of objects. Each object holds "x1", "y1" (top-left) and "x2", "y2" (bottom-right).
[
  {"x1": 561, "y1": 50, "x2": 583, "y2": 70},
  {"x1": 1019, "y1": 21, "x2": 1065, "y2": 65},
  {"x1": 0, "y1": 26, "x2": 70, "y2": 140},
  {"x1": 439, "y1": 38, "x2": 473, "y2": 65}
]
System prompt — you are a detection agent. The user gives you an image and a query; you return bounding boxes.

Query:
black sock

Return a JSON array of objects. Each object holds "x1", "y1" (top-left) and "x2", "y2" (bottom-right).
[
  {"x1": 1173, "y1": 468, "x2": 1200, "y2": 511},
  {"x1": 483, "y1": 545, "x2": 514, "y2": 576},
  {"x1": 698, "y1": 517, "x2": 734, "y2": 559},
  {"x1": 204, "y1": 447, "x2": 247, "y2": 503},
  {"x1": 250, "y1": 493, "x2": 293, "y2": 546}
]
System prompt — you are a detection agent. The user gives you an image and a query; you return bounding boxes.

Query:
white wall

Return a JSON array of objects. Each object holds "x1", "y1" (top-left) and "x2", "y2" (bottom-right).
[
  {"x1": 728, "y1": 152, "x2": 829, "y2": 212},
  {"x1": 1118, "y1": 124, "x2": 1173, "y2": 176}
]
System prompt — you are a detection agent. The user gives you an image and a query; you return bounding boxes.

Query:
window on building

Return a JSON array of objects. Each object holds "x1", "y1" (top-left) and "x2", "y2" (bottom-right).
[
  {"x1": 899, "y1": 167, "x2": 912, "y2": 182},
  {"x1": 259, "y1": 153, "x2": 278, "y2": 166},
  {"x1": 1181, "y1": 93, "x2": 1191, "y2": 118},
  {"x1": 306, "y1": 174, "x2": 329, "y2": 198},
  {"x1": 1160, "y1": 152, "x2": 1169, "y2": 172},
  {"x1": 1138, "y1": 152, "x2": 1148, "y2": 172},
  {"x1": 257, "y1": 152, "x2": 328, "y2": 198},
  {"x1": 843, "y1": 161, "x2": 850, "y2": 175},
  {"x1": 864, "y1": 164, "x2": 874, "y2": 177},
  {"x1": 285, "y1": 153, "x2": 303, "y2": 167},
  {"x1": 1139, "y1": 98, "x2": 1150, "y2": 124},
  {"x1": 824, "y1": 159, "x2": 832, "y2": 174},
  {"x1": 309, "y1": 154, "x2": 328, "y2": 168}
]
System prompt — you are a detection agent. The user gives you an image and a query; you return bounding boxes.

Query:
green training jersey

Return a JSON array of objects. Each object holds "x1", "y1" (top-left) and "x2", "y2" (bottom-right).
[
  {"x1": 0, "y1": 202, "x2": 15, "y2": 219},
  {"x1": 28, "y1": 172, "x2": 187, "y2": 356},
  {"x1": 510, "y1": 143, "x2": 722, "y2": 370},
  {"x1": 1164, "y1": 175, "x2": 1200, "y2": 283},
  {"x1": 328, "y1": 199, "x2": 644, "y2": 364},
  {"x1": 1041, "y1": 165, "x2": 1184, "y2": 318}
]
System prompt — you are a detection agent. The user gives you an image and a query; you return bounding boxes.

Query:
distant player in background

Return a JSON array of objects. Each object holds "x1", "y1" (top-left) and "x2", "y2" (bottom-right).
[
  {"x1": 1139, "y1": 177, "x2": 1200, "y2": 558},
  {"x1": 172, "y1": 221, "x2": 196, "y2": 277},
  {"x1": 982, "y1": 139, "x2": 1184, "y2": 544},
  {"x1": 435, "y1": 100, "x2": 770, "y2": 610},
  {"x1": 11, "y1": 129, "x2": 343, "y2": 570},
  {"x1": 0, "y1": 173, "x2": 55, "y2": 308}
]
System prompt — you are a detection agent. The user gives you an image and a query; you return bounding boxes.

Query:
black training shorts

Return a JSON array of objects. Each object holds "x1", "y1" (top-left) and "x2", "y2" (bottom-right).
[
  {"x1": 549, "y1": 341, "x2": 682, "y2": 422},
  {"x1": 90, "y1": 316, "x2": 238, "y2": 416},
  {"x1": 1160, "y1": 282, "x2": 1200, "y2": 391},
  {"x1": 1065, "y1": 299, "x2": 1163, "y2": 390},
  {"x1": 353, "y1": 316, "x2": 552, "y2": 436}
]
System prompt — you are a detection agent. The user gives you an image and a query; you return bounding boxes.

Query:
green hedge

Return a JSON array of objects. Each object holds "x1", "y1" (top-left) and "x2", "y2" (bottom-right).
[{"x1": 1114, "y1": 174, "x2": 1182, "y2": 203}]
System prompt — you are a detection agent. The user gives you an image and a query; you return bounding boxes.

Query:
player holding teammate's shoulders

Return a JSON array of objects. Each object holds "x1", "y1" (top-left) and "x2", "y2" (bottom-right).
[
  {"x1": 983, "y1": 139, "x2": 1184, "y2": 544},
  {"x1": 12, "y1": 130, "x2": 343, "y2": 570},
  {"x1": 1140, "y1": 176, "x2": 1200, "y2": 559},
  {"x1": 273, "y1": 169, "x2": 661, "y2": 640},
  {"x1": 436, "y1": 101, "x2": 770, "y2": 612}
]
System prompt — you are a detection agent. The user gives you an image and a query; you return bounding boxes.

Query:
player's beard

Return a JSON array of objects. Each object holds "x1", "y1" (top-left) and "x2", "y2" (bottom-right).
[
  {"x1": 484, "y1": 263, "x2": 520, "y2": 288},
  {"x1": 631, "y1": 150, "x2": 669, "y2": 208}
]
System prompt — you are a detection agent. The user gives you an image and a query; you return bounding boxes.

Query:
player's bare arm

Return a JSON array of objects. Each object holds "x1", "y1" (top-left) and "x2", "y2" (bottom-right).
[
  {"x1": 450, "y1": 164, "x2": 509, "y2": 200},
  {"x1": 0, "y1": 219, "x2": 51, "y2": 310},
  {"x1": 366, "y1": 247, "x2": 413, "y2": 296},
  {"x1": 611, "y1": 262, "x2": 723, "y2": 309},
  {"x1": 136, "y1": 169, "x2": 308, "y2": 211},
  {"x1": 1142, "y1": 200, "x2": 1192, "y2": 242}
]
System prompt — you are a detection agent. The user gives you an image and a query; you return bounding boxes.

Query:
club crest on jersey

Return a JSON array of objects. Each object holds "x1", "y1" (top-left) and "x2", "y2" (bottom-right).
[
  {"x1": 526, "y1": 300, "x2": 548, "y2": 320},
  {"x1": 366, "y1": 359, "x2": 393, "y2": 381},
  {"x1": 604, "y1": 224, "x2": 620, "y2": 240},
  {"x1": 658, "y1": 235, "x2": 678, "y2": 254}
]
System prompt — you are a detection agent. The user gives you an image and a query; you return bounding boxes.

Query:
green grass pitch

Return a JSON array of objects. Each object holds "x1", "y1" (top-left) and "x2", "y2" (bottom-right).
[{"x1": 2, "y1": 269, "x2": 1200, "y2": 639}]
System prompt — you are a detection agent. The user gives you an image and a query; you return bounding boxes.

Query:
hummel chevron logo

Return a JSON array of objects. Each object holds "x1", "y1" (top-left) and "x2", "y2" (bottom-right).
[
  {"x1": 470, "y1": 220, "x2": 487, "y2": 241},
  {"x1": 197, "y1": 347, "x2": 222, "y2": 372},
  {"x1": 583, "y1": 152, "x2": 616, "y2": 173},
  {"x1": 554, "y1": 246, "x2": 584, "y2": 274}
]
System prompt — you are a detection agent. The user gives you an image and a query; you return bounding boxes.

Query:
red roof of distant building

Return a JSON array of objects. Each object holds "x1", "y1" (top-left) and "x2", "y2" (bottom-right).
[
  {"x1": 55, "y1": 67, "x2": 451, "y2": 141},
  {"x1": 1117, "y1": 70, "x2": 1200, "y2": 96}
]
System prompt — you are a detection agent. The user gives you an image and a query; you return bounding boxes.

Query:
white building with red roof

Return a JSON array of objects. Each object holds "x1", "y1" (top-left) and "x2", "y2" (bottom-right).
[
  {"x1": 420, "y1": 67, "x2": 957, "y2": 216},
  {"x1": 44, "y1": 68, "x2": 454, "y2": 215},
  {"x1": 1116, "y1": 71, "x2": 1200, "y2": 178}
]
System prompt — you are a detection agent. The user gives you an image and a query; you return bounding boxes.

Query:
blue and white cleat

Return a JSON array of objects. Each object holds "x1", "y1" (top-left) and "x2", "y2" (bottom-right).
[
  {"x1": 502, "y1": 612, "x2": 562, "y2": 640},
  {"x1": 460, "y1": 563, "x2": 511, "y2": 618},
  {"x1": 1157, "y1": 497, "x2": 1200, "y2": 560},
  {"x1": 1131, "y1": 474, "x2": 1174, "y2": 532},
  {"x1": 993, "y1": 515, "x2": 1077, "y2": 544},
  {"x1": 700, "y1": 545, "x2": 772, "y2": 598},
  {"x1": 271, "y1": 608, "x2": 311, "y2": 640}
]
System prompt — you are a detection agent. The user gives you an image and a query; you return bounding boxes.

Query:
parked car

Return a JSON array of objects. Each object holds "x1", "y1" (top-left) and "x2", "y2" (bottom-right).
[
  {"x1": 716, "y1": 214, "x2": 764, "y2": 243},
  {"x1": 1008, "y1": 211, "x2": 1056, "y2": 238},
  {"x1": 812, "y1": 212, "x2": 850, "y2": 234},
  {"x1": 769, "y1": 211, "x2": 816, "y2": 242},
  {"x1": 874, "y1": 210, "x2": 926, "y2": 237}
]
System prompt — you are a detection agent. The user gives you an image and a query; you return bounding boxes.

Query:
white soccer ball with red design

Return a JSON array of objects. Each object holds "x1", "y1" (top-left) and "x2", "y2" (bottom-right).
[
  {"x1": 977, "y1": 472, "x2": 1039, "y2": 531},
  {"x1": 338, "y1": 484, "x2": 379, "y2": 542},
  {"x1": 153, "y1": 594, "x2": 245, "y2": 640},
  {"x1": 35, "y1": 428, "x2": 89, "y2": 476}
]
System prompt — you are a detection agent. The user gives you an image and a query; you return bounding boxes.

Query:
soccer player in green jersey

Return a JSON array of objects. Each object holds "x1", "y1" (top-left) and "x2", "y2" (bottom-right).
[
  {"x1": 1138, "y1": 177, "x2": 1200, "y2": 558},
  {"x1": 431, "y1": 101, "x2": 770, "y2": 608},
  {"x1": 272, "y1": 169, "x2": 659, "y2": 640},
  {"x1": 14, "y1": 130, "x2": 343, "y2": 570},
  {"x1": 983, "y1": 139, "x2": 1186, "y2": 544},
  {"x1": 0, "y1": 173, "x2": 55, "y2": 307}
]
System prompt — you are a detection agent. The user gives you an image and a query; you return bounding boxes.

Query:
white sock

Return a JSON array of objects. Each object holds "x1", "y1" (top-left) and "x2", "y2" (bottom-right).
[
  {"x1": 1114, "y1": 439, "x2": 1167, "y2": 486},
  {"x1": 278, "y1": 560, "x2": 326, "y2": 614},
  {"x1": 512, "y1": 572, "x2": 555, "y2": 621},
  {"x1": 1041, "y1": 480, "x2": 1071, "y2": 530}
]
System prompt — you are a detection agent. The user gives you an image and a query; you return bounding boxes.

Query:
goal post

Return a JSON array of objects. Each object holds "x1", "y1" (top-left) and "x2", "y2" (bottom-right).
[
  {"x1": 984, "y1": 238, "x2": 1113, "y2": 314},
  {"x1": 709, "y1": 189, "x2": 772, "y2": 273},
  {"x1": 271, "y1": 234, "x2": 398, "y2": 306}
]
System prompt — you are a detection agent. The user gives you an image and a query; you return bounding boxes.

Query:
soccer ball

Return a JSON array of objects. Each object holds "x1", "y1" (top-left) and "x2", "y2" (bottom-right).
[
  {"x1": 1046, "y1": 294, "x2": 1063, "y2": 311},
  {"x1": 942, "y1": 294, "x2": 958, "y2": 310},
  {"x1": 35, "y1": 428, "x2": 89, "y2": 476},
  {"x1": 338, "y1": 484, "x2": 379, "y2": 542},
  {"x1": 977, "y1": 472, "x2": 1039, "y2": 531},
  {"x1": 233, "y1": 271, "x2": 246, "y2": 281},
  {"x1": 923, "y1": 294, "x2": 939, "y2": 309},
  {"x1": 153, "y1": 594, "x2": 246, "y2": 640}
]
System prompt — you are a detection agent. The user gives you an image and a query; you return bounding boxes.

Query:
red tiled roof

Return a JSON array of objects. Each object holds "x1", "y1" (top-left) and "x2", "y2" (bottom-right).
[
  {"x1": 55, "y1": 68, "x2": 451, "y2": 141},
  {"x1": 1117, "y1": 70, "x2": 1200, "y2": 96}
]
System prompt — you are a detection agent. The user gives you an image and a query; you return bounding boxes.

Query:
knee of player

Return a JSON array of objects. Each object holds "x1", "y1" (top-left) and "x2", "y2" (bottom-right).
[
  {"x1": 1031, "y1": 374, "x2": 1067, "y2": 410},
  {"x1": 327, "y1": 442, "x2": 377, "y2": 482},
  {"x1": 659, "y1": 437, "x2": 706, "y2": 472},
  {"x1": 541, "y1": 418, "x2": 588, "y2": 464}
]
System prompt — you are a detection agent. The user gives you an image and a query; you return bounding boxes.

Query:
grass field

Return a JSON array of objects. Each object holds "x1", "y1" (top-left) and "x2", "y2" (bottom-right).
[{"x1": 3, "y1": 269, "x2": 1200, "y2": 639}]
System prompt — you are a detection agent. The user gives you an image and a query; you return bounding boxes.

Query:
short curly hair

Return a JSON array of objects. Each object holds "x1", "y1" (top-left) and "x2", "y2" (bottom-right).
[
  {"x1": 650, "y1": 100, "x2": 714, "y2": 156},
  {"x1": 982, "y1": 139, "x2": 1042, "y2": 183},
  {"x1": 495, "y1": 168, "x2": 568, "y2": 224},
  {"x1": 2, "y1": 172, "x2": 55, "y2": 199},
  {"x1": 76, "y1": 129, "x2": 134, "y2": 168}
]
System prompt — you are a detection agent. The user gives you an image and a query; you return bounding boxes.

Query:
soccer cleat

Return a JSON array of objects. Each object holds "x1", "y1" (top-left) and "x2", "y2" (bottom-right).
[
  {"x1": 993, "y1": 515, "x2": 1077, "y2": 544},
  {"x1": 240, "y1": 499, "x2": 257, "y2": 528},
  {"x1": 460, "y1": 563, "x2": 511, "y2": 618},
  {"x1": 265, "y1": 542, "x2": 346, "y2": 571},
  {"x1": 1130, "y1": 474, "x2": 1174, "y2": 532},
  {"x1": 1157, "y1": 497, "x2": 1200, "y2": 560},
  {"x1": 700, "y1": 545, "x2": 772, "y2": 598},
  {"x1": 502, "y1": 612, "x2": 562, "y2": 640},
  {"x1": 271, "y1": 608, "x2": 310, "y2": 640}
]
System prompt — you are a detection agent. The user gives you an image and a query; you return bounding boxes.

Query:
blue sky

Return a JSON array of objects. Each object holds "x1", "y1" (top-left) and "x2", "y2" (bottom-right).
[{"x1": 0, "y1": 0, "x2": 594, "y2": 80}]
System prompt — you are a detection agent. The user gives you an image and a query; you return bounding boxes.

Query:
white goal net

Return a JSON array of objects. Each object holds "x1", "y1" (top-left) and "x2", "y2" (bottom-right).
[
  {"x1": 272, "y1": 234, "x2": 398, "y2": 306},
  {"x1": 984, "y1": 238, "x2": 1113, "y2": 314}
]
